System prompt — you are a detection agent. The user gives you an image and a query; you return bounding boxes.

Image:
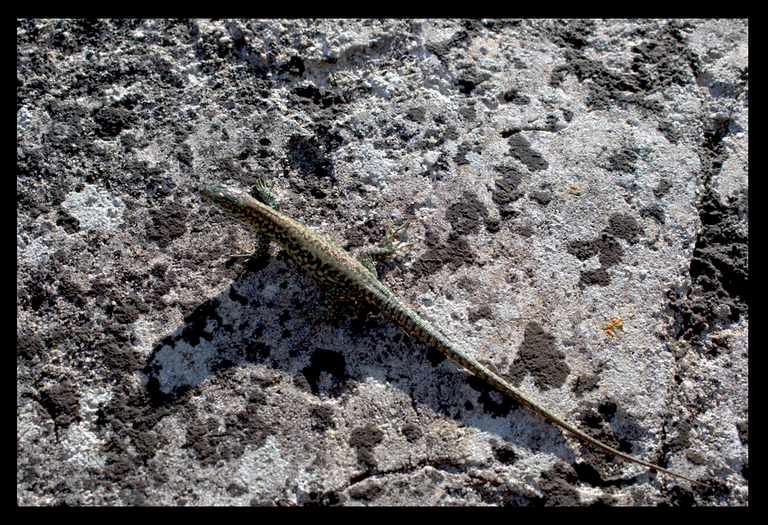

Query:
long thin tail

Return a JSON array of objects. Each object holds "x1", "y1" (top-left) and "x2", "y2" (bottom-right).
[
  {"x1": 377, "y1": 292, "x2": 708, "y2": 487},
  {"x1": 453, "y1": 348, "x2": 709, "y2": 487}
]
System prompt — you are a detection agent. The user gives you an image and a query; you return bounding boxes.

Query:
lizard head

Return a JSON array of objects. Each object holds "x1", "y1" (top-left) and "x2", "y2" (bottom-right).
[{"x1": 198, "y1": 184, "x2": 254, "y2": 214}]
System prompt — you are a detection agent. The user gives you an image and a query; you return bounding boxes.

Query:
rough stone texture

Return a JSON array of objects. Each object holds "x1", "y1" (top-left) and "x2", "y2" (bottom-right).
[{"x1": 17, "y1": 19, "x2": 747, "y2": 506}]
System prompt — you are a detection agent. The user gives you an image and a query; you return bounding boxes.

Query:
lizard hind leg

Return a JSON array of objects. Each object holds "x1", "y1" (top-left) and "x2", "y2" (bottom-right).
[
  {"x1": 358, "y1": 219, "x2": 412, "y2": 277},
  {"x1": 295, "y1": 287, "x2": 363, "y2": 347}
]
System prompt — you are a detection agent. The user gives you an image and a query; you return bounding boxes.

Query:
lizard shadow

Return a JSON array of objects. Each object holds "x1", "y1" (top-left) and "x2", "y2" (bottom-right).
[{"x1": 143, "y1": 252, "x2": 652, "y2": 489}]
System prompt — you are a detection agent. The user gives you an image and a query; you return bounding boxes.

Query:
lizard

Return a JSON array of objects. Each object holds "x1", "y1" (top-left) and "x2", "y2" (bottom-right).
[{"x1": 198, "y1": 177, "x2": 708, "y2": 488}]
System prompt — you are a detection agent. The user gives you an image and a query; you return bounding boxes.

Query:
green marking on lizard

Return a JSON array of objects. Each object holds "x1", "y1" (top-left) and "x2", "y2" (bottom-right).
[{"x1": 198, "y1": 178, "x2": 709, "y2": 488}]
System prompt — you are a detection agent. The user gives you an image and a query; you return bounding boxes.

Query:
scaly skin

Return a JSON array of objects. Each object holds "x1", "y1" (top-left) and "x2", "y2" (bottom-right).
[{"x1": 199, "y1": 182, "x2": 707, "y2": 487}]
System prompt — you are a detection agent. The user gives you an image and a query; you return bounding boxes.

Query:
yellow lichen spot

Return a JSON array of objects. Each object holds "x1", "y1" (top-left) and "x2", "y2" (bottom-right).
[{"x1": 602, "y1": 317, "x2": 624, "y2": 338}]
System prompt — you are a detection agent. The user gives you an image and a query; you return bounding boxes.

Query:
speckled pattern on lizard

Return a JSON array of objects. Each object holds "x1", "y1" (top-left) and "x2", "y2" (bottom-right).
[{"x1": 199, "y1": 177, "x2": 708, "y2": 488}]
